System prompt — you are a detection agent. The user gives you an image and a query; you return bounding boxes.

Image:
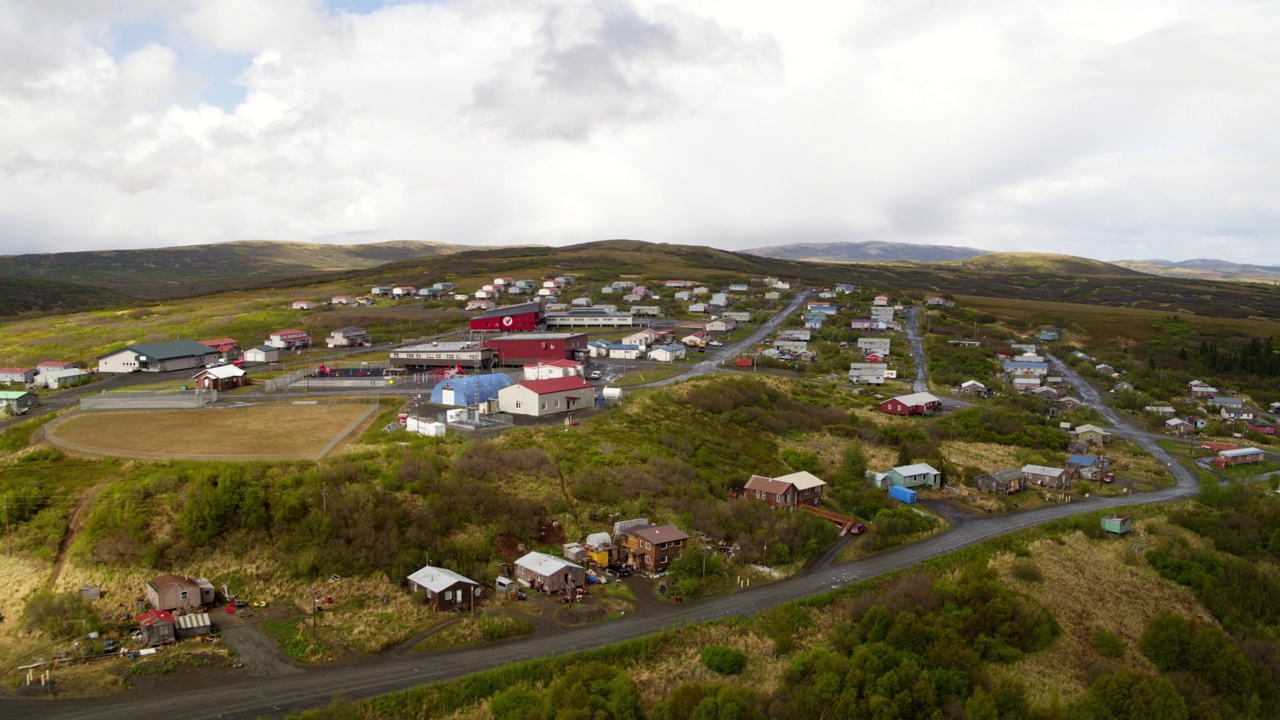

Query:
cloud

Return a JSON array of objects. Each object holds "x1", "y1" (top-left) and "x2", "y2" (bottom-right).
[{"x1": 0, "y1": 0, "x2": 1277, "y2": 264}]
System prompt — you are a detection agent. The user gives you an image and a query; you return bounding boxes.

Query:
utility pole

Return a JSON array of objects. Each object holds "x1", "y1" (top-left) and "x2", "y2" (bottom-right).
[{"x1": 321, "y1": 483, "x2": 327, "y2": 515}]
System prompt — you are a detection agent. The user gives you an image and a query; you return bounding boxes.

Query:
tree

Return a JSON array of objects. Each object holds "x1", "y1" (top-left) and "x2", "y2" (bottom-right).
[{"x1": 1081, "y1": 670, "x2": 1187, "y2": 720}]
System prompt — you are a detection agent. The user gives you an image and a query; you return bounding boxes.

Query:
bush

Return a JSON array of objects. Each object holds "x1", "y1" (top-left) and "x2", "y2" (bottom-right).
[
  {"x1": 1090, "y1": 629, "x2": 1125, "y2": 659},
  {"x1": 701, "y1": 645, "x2": 747, "y2": 675},
  {"x1": 1009, "y1": 558, "x2": 1042, "y2": 583}
]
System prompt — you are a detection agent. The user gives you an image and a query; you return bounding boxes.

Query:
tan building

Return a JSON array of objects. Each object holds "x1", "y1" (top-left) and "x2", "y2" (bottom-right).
[
  {"x1": 497, "y1": 377, "x2": 595, "y2": 417},
  {"x1": 145, "y1": 574, "x2": 215, "y2": 612}
]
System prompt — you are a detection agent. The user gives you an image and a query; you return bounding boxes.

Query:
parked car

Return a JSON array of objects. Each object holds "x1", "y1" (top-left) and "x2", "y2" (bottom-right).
[
  {"x1": 1103, "y1": 472, "x2": 1115, "y2": 483},
  {"x1": 589, "y1": 370, "x2": 602, "y2": 380},
  {"x1": 850, "y1": 523, "x2": 866, "y2": 535}
]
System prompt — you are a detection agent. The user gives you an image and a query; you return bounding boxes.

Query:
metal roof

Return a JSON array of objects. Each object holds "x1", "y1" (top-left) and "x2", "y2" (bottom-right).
[
  {"x1": 406, "y1": 565, "x2": 478, "y2": 593},
  {"x1": 1021, "y1": 465, "x2": 1065, "y2": 477},
  {"x1": 515, "y1": 551, "x2": 583, "y2": 576},
  {"x1": 98, "y1": 340, "x2": 219, "y2": 361}
]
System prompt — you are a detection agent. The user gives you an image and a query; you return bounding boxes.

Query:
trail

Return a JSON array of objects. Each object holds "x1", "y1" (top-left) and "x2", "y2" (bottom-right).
[{"x1": 44, "y1": 481, "x2": 109, "y2": 591}]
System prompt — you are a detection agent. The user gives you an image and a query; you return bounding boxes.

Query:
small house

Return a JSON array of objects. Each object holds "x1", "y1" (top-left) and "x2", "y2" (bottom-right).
[
  {"x1": 145, "y1": 574, "x2": 215, "y2": 613},
  {"x1": 1022, "y1": 465, "x2": 1069, "y2": 490},
  {"x1": 1165, "y1": 418, "x2": 1195, "y2": 436},
  {"x1": 407, "y1": 565, "x2": 480, "y2": 611},
  {"x1": 0, "y1": 390, "x2": 40, "y2": 416},
  {"x1": 1067, "y1": 454, "x2": 1108, "y2": 481},
  {"x1": 1214, "y1": 447, "x2": 1264, "y2": 469},
  {"x1": 326, "y1": 327, "x2": 371, "y2": 348},
  {"x1": 741, "y1": 471, "x2": 826, "y2": 510},
  {"x1": 974, "y1": 468, "x2": 1025, "y2": 494},
  {"x1": 872, "y1": 463, "x2": 943, "y2": 490},
  {"x1": 332, "y1": 295, "x2": 356, "y2": 305},
  {"x1": 191, "y1": 365, "x2": 247, "y2": 391},
  {"x1": 1072, "y1": 424, "x2": 1113, "y2": 445},
  {"x1": 266, "y1": 330, "x2": 311, "y2": 351},
  {"x1": 291, "y1": 300, "x2": 316, "y2": 310},
  {"x1": 242, "y1": 345, "x2": 279, "y2": 364},
  {"x1": 879, "y1": 392, "x2": 942, "y2": 416},
  {"x1": 513, "y1": 551, "x2": 585, "y2": 593},
  {"x1": 648, "y1": 344, "x2": 687, "y2": 363},
  {"x1": 0, "y1": 367, "x2": 36, "y2": 385},
  {"x1": 959, "y1": 380, "x2": 988, "y2": 397}
]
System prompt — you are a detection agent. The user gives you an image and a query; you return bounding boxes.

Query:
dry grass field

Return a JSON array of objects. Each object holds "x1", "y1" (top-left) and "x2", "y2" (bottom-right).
[
  {"x1": 987, "y1": 526, "x2": 1216, "y2": 706},
  {"x1": 46, "y1": 403, "x2": 374, "y2": 460}
]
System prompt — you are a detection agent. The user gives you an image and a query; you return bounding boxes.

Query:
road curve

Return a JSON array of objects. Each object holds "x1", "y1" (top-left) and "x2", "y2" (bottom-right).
[{"x1": 3, "y1": 333, "x2": 1201, "y2": 720}]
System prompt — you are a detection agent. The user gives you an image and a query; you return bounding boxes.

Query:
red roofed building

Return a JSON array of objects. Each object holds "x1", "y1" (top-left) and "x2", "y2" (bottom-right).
[
  {"x1": 498, "y1": 376, "x2": 596, "y2": 417},
  {"x1": 198, "y1": 338, "x2": 241, "y2": 359},
  {"x1": 137, "y1": 609, "x2": 176, "y2": 646},
  {"x1": 469, "y1": 301, "x2": 545, "y2": 332},
  {"x1": 36, "y1": 361, "x2": 77, "y2": 371},
  {"x1": 484, "y1": 333, "x2": 588, "y2": 366}
]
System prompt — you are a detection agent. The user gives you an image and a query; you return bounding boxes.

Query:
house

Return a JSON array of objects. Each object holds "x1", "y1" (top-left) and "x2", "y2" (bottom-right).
[
  {"x1": 688, "y1": 303, "x2": 709, "y2": 313},
  {"x1": 848, "y1": 363, "x2": 887, "y2": 385},
  {"x1": 706, "y1": 318, "x2": 736, "y2": 334},
  {"x1": 807, "y1": 303, "x2": 838, "y2": 315},
  {"x1": 98, "y1": 341, "x2": 220, "y2": 373},
  {"x1": 1072, "y1": 424, "x2": 1113, "y2": 445},
  {"x1": 879, "y1": 392, "x2": 943, "y2": 416},
  {"x1": 857, "y1": 338, "x2": 891, "y2": 356},
  {"x1": 197, "y1": 338, "x2": 241, "y2": 361},
  {"x1": 870, "y1": 306, "x2": 895, "y2": 322},
  {"x1": 728, "y1": 283, "x2": 749, "y2": 292},
  {"x1": 1114, "y1": 381, "x2": 1134, "y2": 393},
  {"x1": 1038, "y1": 328, "x2": 1061, "y2": 342},
  {"x1": 616, "y1": 523, "x2": 690, "y2": 573},
  {"x1": 544, "y1": 309, "x2": 634, "y2": 328},
  {"x1": 607, "y1": 344, "x2": 643, "y2": 360},
  {"x1": 1246, "y1": 419, "x2": 1277, "y2": 435},
  {"x1": 418, "y1": 287, "x2": 442, "y2": 299},
  {"x1": 36, "y1": 361, "x2": 77, "y2": 372},
  {"x1": 469, "y1": 301, "x2": 546, "y2": 332},
  {"x1": 1022, "y1": 465, "x2": 1069, "y2": 490},
  {"x1": 356, "y1": 296, "x2": 375, "y2": 306},
  {"x1": 406, "y1": 565, "x2": 480, "y2": 612},
  {"x1": 0, "y1": 391, "x2": 40, "y2": 415},
  {"x1": 871, "y1": 464, "x2": 943, "y2": 490},
  {"x1": 1144, "y1": 406, "x2": 1177, "y2": 417},
  {"x1": 741, "y1": 471, "x2": 826, "y2": 510},
  {"x1": 523, "y1": 360, "x2": 584, "y2": 381},
  {"x1": 332, "y1": 295, "x2": 356, "y2": 305},
  {"x1": 326, "y1": 327, "x2": 372, "y2": 348},
  {"x1": 693, "y1": 286, "x2": 710, "y2": 296},
  {"x1": 1013, "y1": 377, "x2": 1042, "y2": 393},
  {"x1": 1067, "y1": 454, "x2": 1109, "y2": 481},
  {"x1": 975, "y1": 468, "x2": 1025, "y2": 494},
  {"x1": 392, "y1": 286, "x2": 417, "y2": 297},
  {"x1": 665, "y1": 279, "x2": 693, "y2": 288},
  {"x1": 370, "y1": 286, "x2": 394, "y2": 296},
  {"x1": 0, "y1": 367, "x2": 36, "y2": 385},
  {"x1": 1095, "y1": 364, "x2": 1116, "y2": 376},
  {"x1": 1030, "y1": 386, "x2": 1059, "y2": 399},
  {"x1": 513, "y1": 551, "x2": 585, "y2": 593},
  {"x1": 851, "y1": 318, "x2": 888, "y2": 332},
  {"x1": 191, "y1": 365, "x2": 247, "y2": 391},
  {"x1": 622, "y1": 329, "x2": 663, "y2": 348},
  {"x1": 291, "y1": 300, "x2": 316, "y2": 310},
  {"x1": 959, "y1": 380, "x2": 988, "y2": 397},
  {"x1": 926, "y1": 297, "x2": 955, "y2": 307},
  {"x1": 1003, "y1": 361, "x2": 1049, "y2": 377},
  {"x1": 466, "y1": 299, "x2": 497, "y2": 311},
  {"x1": 242, "y1": 345, "x2": 280, "y2": 364},
  {"x1": 1220, "y1": 406, "x2": 1255, "y2": 422},
  {"x1": 1214, "y1": 447, "x2": 1264, "y2": 469},
  {"x1": 722, "y1": 311, "x2": 752, "y2": 322},
  {"x1": 137, "y1": 609, "x2": 176, "y2": 646},
  {"x1": 266, "y1": 330, "x2": 311, "y2": 351},
  {"x1": 1059, "y1": 396, "x2": 1084, "y2": 411},
  {"x1": 683, "y1": 332, "x2": 709, "y2": 347},
  {"x1": 648, "y1": 344, "x2": 687, "y2": 362},
  {"x1": 872, "y1": 295, "x2": 890, "y2": 306},
  {"x1": 41, "y1": 367, "x2": 90, "y2": 390},
  {"x1": 497, "y1": 377, "x2": 596, "y2": 417},
  {"x1": 484, "y1": 333, "x2": 588, "y2": 366},
  {"x1": 1165, "y1": 418, "x2": 1196, "y2": 436},
  {"x1": 710, "y1": 293, "x2": 730, "y2": 307},
  {"x1": 145, "y1": 574, "x2": 215, "y2": 612},
  {"x1": 630, "y1": 306, "x2": 662, "y2": 317}
]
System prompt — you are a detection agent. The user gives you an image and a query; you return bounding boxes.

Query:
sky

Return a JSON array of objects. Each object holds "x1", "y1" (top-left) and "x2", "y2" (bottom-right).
[{"x1": 1, "y1": 0, "x2": 1278, "y2": 264}]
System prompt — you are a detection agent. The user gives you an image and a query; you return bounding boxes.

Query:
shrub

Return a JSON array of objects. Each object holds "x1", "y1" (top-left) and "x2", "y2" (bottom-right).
[
  {"x1": 701, "y1": 645, "x2": 747, "y2": 675},
  {"x1": 1009, "y1": 558, "x2": 1042, "y2": 583},
  {"x1": 1090, "y1": 629, "x2": 1126, "y2": 659}
]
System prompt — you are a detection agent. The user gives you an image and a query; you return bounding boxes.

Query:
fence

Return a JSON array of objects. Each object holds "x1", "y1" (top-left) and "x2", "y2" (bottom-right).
[{"x1": 80, "y1": 389, "x2": 216, "y2": 411}]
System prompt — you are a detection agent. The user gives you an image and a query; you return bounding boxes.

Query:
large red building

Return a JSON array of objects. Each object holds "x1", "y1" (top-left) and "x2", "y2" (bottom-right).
[
  {"x1": 469, "y1": 301, "x2": 545, "y2": 332},
  {"x1": 484, "y1": 333, "x2": 588, "y2": 366},
  {"x1": 879, "y1": 392, "x2": 943, "y2": 416}
]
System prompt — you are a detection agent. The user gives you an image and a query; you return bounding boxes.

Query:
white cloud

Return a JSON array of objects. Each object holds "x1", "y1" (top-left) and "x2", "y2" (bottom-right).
[{"x1": 0, "y1": 0, "x2": 1277, "y2": 264}]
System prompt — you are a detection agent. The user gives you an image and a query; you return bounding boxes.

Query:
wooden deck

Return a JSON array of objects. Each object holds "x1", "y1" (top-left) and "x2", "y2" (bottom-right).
[{"x1": 798, "y1": 504, "x2": 860, "y2": 536}]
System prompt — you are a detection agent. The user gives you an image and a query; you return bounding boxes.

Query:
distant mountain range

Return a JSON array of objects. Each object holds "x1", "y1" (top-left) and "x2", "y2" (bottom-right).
[
  {"x1": 742, "y1": 241, "x2": 988, "y2": 263},
  {"x1": 1112, "y1": 258, "x2": 1280, "y2": 284}
]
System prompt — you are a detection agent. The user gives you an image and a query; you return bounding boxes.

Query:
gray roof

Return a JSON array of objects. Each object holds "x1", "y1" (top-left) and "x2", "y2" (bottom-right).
[
  {"x1": 99, "y1": 340, "x2": 219, "y2": 361},
  {"x1": 406, "y1": 565, "x2": 478, "y2": 593}
]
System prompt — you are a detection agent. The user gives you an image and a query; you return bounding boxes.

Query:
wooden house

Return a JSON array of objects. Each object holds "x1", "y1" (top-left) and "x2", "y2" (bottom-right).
[
  {"x1": 741, "y1": 471, "x2": 826, "y2": 510},
  {"x1": 617, "y1": 524, "x2": 690, "y2": 573},
  {"x1": 974, "y1": 468, "x2": 1025, "y2": 494},
  {"x1": 406, "y1": 566, "x2": 480, "y2": 611},
  {"x1": 1022, "y1": 464, "x2": 1069, "y2": 490},
  {"x1": 145, "y1": 574, "x2": 215, "y2": 612},
  {"x1": 513, "y1": 552, "x2": 585, "y2": 593}
]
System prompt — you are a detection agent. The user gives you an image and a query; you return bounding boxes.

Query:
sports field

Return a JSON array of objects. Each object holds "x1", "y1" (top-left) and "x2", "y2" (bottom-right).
[{"x1": 46, "y1": 402, "x2": 375, "y2": 459}]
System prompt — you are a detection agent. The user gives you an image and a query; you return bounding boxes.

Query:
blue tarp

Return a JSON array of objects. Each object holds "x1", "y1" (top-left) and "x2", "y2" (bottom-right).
[{"x1": 430, "y1": 374, "x2": 513, "y2": 406}]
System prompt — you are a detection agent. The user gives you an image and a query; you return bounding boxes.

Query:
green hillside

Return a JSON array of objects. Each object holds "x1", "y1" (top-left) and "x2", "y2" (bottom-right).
[
  {"x1": 0, "y1": 239, "x2": 478, "y2": 303},
  {"x1": 944, "y1": 252, "x2": 1143, "y2": 276}
]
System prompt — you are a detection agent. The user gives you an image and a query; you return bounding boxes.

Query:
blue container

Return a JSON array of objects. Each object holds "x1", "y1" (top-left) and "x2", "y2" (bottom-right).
[{"x1": 889, "y1": 485, "x2": 918, "y2": 504}]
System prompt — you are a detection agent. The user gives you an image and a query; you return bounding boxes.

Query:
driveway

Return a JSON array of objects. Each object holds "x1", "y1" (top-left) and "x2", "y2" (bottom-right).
[{"x1": 211, "y1": 611, "x2": 303, "y2": 678}]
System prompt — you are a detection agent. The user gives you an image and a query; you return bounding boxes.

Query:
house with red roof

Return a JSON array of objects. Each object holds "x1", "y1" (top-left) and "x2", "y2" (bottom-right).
[
  {"x1": 497, "y1": 376, "x2": 596, "y2": 417},
  {"x1": 137, "y1": 609, "x2": 176, "y2": 646}
]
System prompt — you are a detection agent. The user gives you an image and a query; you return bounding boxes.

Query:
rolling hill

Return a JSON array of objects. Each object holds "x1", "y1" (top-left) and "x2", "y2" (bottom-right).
[
  {"x1": 0, "y1": 240, "x2": 480, "y2": 303},
  {"x1": 942, "y1": 252, "x2": 1144, "y2": 276},
  {"x1": 743, "y1": 240, "x2": 988, "y2": 263},
  {"x1": 1113, "y1": 258, "x2": 1280, "y2": 284}
]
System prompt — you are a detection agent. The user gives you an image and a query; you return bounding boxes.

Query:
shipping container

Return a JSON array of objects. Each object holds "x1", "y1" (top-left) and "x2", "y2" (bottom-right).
[{"x1": 888, "y1": 485, "x2": 918, "y2": 504}]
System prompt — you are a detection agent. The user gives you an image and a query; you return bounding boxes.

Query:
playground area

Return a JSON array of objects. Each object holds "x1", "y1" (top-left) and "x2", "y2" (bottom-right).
[{"x1": 44, "y1": 401, "x2": 377, "y2": 460}]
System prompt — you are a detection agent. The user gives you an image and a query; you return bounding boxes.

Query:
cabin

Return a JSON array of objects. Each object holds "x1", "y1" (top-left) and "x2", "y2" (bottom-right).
[
  {"x1": 406, "y1": 566, "x2": 481, "y2": 612},
  {"x1": 145, "y1": 574, "x2": 215, "y2": 612},
  {"x1": 191, "y1": 365, "x2": 247, "y2": 391},
  {"x1": 974, "y1": 468, "x2": 1025, "y2": 494},
  {"x1": 513, "y1": 552, "x2": 585, "y2": 594},
  {"x1": 326, "y1": 327, "x2": 371, "y2": 348},
  {"x1": 871, "y1": 463, "x2": 943, "y2": 490}
]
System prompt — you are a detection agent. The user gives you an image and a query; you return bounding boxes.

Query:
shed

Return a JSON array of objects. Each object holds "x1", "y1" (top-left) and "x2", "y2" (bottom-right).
[
  {"x1": 137, "y1": 609, "x2": 176, "y2": 646},
  {"x1": 584, "y1": 532, "x2": 614, "y2": 566},
  {"x1": 175, "y1": 612, "x2": 212, "y2": 638},
  {"x1": 1101, "y1": 515, "x2": 1133, "y2": 535}
]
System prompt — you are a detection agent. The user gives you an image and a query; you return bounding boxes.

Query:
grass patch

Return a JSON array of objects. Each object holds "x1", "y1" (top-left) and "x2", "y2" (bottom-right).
[
  {"x1": 413, "y1": 614, "x2": 535, "y2": 652},
  {"x1": 610, "y1": 367, "x2": 688, "y2": 387}
]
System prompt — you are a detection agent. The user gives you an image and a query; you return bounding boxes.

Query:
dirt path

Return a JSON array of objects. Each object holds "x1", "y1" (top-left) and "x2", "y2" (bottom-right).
[
  {"x1": 621, "y1": 575, "x2": 667, "y2": 614},
  {"x1": 45, "y1": 481, "x2": 110, "y2": 590},
  {"x1": 390, "y1": 617, "x2": 464, "y2": 656},
  {"x1": 211, "y1": 612, "x2": 303, "y2": 677}
]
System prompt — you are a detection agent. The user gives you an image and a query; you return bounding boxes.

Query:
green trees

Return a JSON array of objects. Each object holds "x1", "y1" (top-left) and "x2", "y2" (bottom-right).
[
  {"x1": 700, "y1": 645, "x2": 747, "y2": 675},
  {"x1": 1081, "y1": 670, "x2": 1187, "y2": 720}
]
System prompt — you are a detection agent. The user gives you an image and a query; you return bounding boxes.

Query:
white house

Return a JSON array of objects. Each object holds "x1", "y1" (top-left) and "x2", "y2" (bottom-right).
[
  {"x1": 848, "y1": 363, "x2": 887, "y2": 385},
  {"x1": 648, "y1": 344, "x2": 687, "y2": 362},
  {"x1": 706, "y1": 318, "x2": 736, "y2": 333},
  {"x1": 0, "y1": 367, "x2": 37, "y2": 385},
  {"x1": 608, "y1": 344, "x2": 643, "y2": 360},
  {"x1": 523, "y1": 360, "x2": 584, "y2": 381},
  {"x1": 498, "y1": 377, "x2": 596, "y2": 417},
  {"x1": 857, "y1": 338, "x2": 891, "y2": 356}
]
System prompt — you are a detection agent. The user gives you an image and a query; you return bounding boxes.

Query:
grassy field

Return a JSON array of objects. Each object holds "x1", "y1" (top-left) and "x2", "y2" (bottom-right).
[
  {"x1": 46, "y1": 403, "x2": 374, "y2": 459},
  {"x1": 610, "y1": 366, "x2": 689, "y2": 387}
]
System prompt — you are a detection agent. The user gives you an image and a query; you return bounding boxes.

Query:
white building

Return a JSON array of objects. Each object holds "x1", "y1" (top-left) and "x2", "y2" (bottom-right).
[{"x1": 498, "y1": 377, "x2": 596, "y2": 417}]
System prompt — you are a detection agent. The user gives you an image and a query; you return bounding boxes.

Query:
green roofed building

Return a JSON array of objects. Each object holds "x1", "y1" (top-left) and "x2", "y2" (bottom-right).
[
  {"x1": 97, "y1": 340, "x2": 220, "y2": 374},
  {"x1": 0, "y1": 390, "x2": 40, "y2": 415}
]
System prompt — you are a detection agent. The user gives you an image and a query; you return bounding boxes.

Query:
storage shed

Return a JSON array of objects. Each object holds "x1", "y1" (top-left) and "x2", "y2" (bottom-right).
[
  {"x1": 175, "y1": 612, "x2": 212, "y2": 638},
  {"x1": 1101, "y1": 515, "x2": 1133, "y2": 535},
  {"x1": 137, "y1": 609, "x2": 176, "y2": 646}
]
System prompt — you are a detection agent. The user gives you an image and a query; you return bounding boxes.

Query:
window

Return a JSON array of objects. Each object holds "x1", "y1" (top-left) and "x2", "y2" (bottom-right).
[
  {"x1": 660, "y1": 556, "x2": 668, "y2": 564},
  {"x1": 541, "y1": 402, "x2": 547, "y2": 410},
  {"x1": 645, "y1": 541, "x2": 651, "y2": 550},
  {"x1": 180, "y1": 590, "x2": 188, "y2": 602},
  {"x1": 515, "y1": 400, "x2": 523, "y2": 409}
]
